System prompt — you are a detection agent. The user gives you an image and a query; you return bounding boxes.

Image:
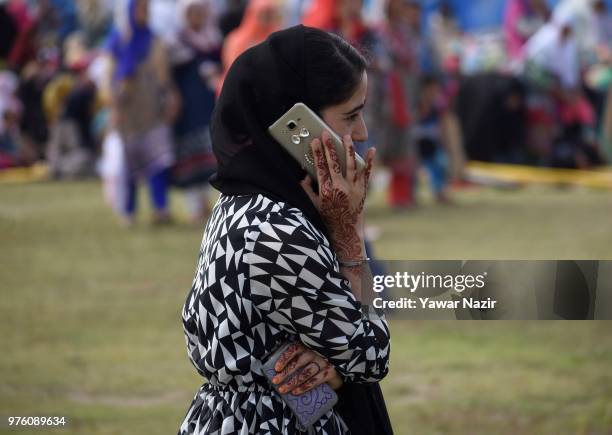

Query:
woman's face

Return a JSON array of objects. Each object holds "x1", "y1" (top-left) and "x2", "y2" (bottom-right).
[{"x1": 320, "y1": 71, "x2": 368, "y2": 143}]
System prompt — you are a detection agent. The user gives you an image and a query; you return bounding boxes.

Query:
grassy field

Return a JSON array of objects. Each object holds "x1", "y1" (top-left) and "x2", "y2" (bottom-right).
[{"x1": 1, "y1": 180, "x2": 611, "y2": 435}]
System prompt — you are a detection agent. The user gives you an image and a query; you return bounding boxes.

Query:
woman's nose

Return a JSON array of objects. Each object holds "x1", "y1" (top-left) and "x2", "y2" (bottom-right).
[{"x1": 352, "y1": 118, "x2": 368, "y2": 143}]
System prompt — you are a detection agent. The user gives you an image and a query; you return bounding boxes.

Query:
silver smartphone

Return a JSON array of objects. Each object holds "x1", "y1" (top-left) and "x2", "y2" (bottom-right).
[{"x1": 268, "y1": 102, "x2": 365, "y2": 181}]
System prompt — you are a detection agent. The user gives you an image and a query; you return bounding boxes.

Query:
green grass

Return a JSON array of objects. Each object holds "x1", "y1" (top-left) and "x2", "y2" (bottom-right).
[{"x1": 1, "y1": 181, "x2": 611, "y2": 435}]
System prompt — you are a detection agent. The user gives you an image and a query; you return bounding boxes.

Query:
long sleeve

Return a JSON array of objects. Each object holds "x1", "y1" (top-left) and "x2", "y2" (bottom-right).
[{"x1": 241, "y1": 209, "x2": 390, "y2": 383}]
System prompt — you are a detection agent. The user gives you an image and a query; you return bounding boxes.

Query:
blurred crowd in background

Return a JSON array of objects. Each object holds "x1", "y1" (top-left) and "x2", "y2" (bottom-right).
[{"x1": 0, "y1": 0, "x2": 611, "y2": 224}]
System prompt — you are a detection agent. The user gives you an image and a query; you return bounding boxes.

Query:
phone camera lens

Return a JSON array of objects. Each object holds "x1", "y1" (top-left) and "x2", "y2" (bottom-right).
[{"x1": 287, "y1": 121, "x2": 297, "y2": 130}]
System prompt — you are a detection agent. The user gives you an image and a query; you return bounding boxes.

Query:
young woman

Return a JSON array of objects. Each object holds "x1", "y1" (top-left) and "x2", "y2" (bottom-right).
[
  {"x1": 178, "y1": 25, "x2": 392, "y2": 434},
  {"x1": 169, "y1": 0, "x2": 222, "y2": 223},
  {"x1": 105, "y1": 0, "x2": 179, "y2": 226}
]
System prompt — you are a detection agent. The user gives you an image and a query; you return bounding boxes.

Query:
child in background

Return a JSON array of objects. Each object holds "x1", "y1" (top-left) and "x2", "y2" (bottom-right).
[
  {"x1": 414, "y1": 75, "x2": 450, "y2": 203},
  {"x1": 169, "y1": 0, "x2": 222, "y2": 224}
]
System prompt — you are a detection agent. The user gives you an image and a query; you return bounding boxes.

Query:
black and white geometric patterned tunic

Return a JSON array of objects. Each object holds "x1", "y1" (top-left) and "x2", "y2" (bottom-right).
[{"x1": 178, "y1": 193, "x2": 391, "y2": 435}]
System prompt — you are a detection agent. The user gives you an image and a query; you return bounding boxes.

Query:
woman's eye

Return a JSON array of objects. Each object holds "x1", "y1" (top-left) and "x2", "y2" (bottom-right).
[{"x1": 345, "y1": 113, "x2": 359, "y2": 122}]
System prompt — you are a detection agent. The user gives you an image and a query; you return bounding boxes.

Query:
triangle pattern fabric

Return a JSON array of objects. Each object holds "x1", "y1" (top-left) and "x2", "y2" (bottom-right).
[{"x1": 179, "y1": 193, "x2": 389, "y2": 435}]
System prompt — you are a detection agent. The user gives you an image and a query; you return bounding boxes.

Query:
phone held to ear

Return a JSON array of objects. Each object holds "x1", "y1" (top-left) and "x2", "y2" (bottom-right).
[{"x1": 268, "y1": 103, "x2": 366, "y2": 182}]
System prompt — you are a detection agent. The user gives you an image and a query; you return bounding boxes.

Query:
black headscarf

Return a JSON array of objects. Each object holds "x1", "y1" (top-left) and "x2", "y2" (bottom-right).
[
  {"x1": 209, "y1": 24, "x2": 329, "y2": 238},
  {"x1": 210, "y1": 24, "x2": 393, "y2": 435}
]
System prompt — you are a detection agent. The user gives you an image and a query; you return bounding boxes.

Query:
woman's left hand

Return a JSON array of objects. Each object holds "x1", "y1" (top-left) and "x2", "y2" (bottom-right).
[{"x1": 271, "y1": 342, "x2": 343, "y2": 395}]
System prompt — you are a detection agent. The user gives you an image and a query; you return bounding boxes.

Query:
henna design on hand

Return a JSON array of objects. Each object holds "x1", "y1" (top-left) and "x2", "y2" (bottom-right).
[
  {"x1": 310, "y1": 138, "x2": 372, "y2": 271},
  {"x1": 315, "y1": 148, "x2": 332, "y2": 197},
  {"x1": 277, "y1": 359, "x2": 298, "y2": 381},
  {"x1": 294, "y1": 377, "x2": 318, "y2": 395},
  {"x1": 279, "y1": 366, "x2": 304, "y2": 393},
  {"x1": 326, "y1": 138, "x2": 342, "y2": 175},
  {"x1": 275, "y1": 342, "x2": 302, "y2": 371},
  {"x1": 294, "y1": 361, "x2": 319, "y2": 385},
  {"x1": 320, "y1": 191, "x2": 361, "y2": 257}
]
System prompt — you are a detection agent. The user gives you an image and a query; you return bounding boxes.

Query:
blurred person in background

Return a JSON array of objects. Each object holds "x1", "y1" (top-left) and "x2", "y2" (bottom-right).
[
  {"x1": 503, "y1": 0, "x2": 550, "y2": 62},
  {"x1": 169, "y1": 0, "x2": 222, "y2": 224},
  {"x1": 17, "y1": 57, "x2": 52, "y2": 161},
  {"x1": 456, "y1": 73, "x2": 528, "y2": 164},
  {"x1": 220, "y1": 0, "x2": 283, "y2": 84},
  {"x1": 414, "y1": 75, "x2": 450, "y2": 203},
  {"x1": 427, "y1": 0, "x2": 462, "y2": 76},
  {"x1": 525, "y1": 10, "x2": 604, "y2": 168},
  {"x1": 425, "y1": 1, "x2": 466, "y2": 185},
  {"x1": 105, "y1": 0, "x2": 179, "y2": 226},
  {"x1": 46, "y1": 32, "x2": 97, "y2": 179},
  {"x1": 583, "y1": 0, "x2": 612, "y2": 147},
  {"x1": 554, "y1": 0, "x2": 612, "y2": 65},
  {"x1": 367, "y1": 0, "x2": 421, "y2": 209}
]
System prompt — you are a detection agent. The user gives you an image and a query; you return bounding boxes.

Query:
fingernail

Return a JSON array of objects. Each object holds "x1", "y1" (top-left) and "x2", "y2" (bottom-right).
[
  {"x1": 279, "y1": 386, "x2": 287, "y2": 393},
  {"x1": 274, "y1": 363, "x2": 281, "y2": 371},
  {"x1": 272, "y1": 376, "x2": 280, "y2": 384}
]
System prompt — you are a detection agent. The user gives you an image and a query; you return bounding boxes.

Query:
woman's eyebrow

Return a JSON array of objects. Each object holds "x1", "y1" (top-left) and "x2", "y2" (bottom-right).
[{"x1": 343, "y1": 102, "x2": 365, "y2": 116}]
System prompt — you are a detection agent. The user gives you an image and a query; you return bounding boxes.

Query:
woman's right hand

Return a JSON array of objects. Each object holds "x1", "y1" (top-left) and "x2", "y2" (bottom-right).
[{"x1": 300, "y1": 130, "x2": 375, "y2": 262}]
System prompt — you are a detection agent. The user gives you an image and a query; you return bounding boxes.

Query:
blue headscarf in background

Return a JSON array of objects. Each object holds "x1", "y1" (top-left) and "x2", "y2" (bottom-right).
[{"x1": 106, "y1": 0, "x2": 153, "y2": 82}]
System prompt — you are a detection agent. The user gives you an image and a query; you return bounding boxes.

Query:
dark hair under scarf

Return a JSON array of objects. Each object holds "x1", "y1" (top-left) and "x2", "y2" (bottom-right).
[
  {"x1": 209, "y1": 24, "x2": 365, "y2": 239},
  {"x1": 210, "y1": 24, "x2": 393, "y2": 435}
]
